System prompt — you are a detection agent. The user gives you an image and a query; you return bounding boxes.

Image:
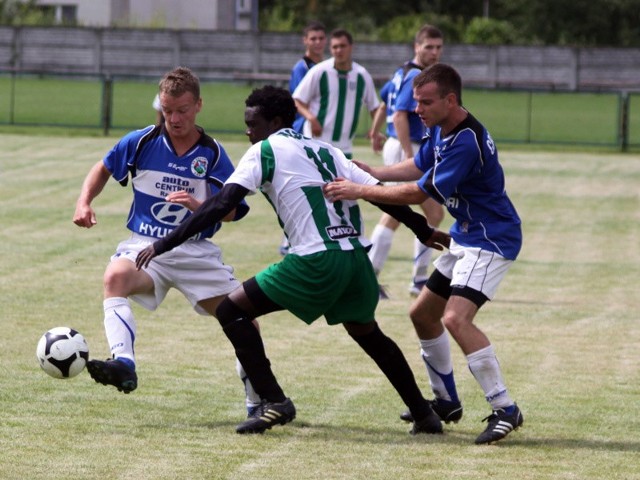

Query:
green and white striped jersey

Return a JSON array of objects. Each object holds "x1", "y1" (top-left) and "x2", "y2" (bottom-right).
[
  {"x1": 292, "y1": 58, "x2": 380, "y2": 155},
  {"x1": 227, "y1": 128, "x2": 379, "y2": 256}
]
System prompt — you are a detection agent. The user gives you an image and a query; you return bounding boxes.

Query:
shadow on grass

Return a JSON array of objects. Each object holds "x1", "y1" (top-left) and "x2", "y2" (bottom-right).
[{"x1": 192, "y1": 419, "x2": 640, "y2": 452}]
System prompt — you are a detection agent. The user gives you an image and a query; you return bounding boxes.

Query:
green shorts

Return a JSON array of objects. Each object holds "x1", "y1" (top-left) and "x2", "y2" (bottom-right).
[{"x1": 255, "y1": 248, "x2": 378, "y2": 325}]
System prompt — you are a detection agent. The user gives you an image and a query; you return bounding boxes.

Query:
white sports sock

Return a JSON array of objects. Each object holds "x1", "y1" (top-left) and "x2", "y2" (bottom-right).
[
  {"x1": 103, "y1": 297, "x2": 136, "y2": 363},
  {"x1": 412, "y1": 238, "x2": 433, "y2": 283},
  {"x1": 420, "y1": 332, "x2": 459, "y2": 402},
  {"x1": 368, "y1": 224, "x2": 395, "y2": 273},
  {"x1": 467, "y1": 345, "x2": 513, "y2": 409},
  {"x1": 236, "y1": 357, "x2": 262, "y2": 409}
]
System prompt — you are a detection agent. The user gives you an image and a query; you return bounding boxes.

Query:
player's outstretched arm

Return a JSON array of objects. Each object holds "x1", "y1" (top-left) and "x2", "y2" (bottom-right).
[
  {"x1": 135, "y1": 183, "x2": 250, "y2": 269},
  {"x1": 73, "y1": 161, "x2": 111, "y2": 229},
  {"x1": 324, "y1": 178, "x2": 426, "y2": 205}
]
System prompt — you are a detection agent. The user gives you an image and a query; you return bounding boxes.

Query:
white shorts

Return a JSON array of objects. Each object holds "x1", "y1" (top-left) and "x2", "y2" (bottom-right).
[
  {"x1": 433, "y1": 239, "x2": 513, "y2": 301},
  {"x1": 111, "y1": 233, "x2": 240, "y2": 315},
  {"x1": 382, "y1": 137, "x2": 421, "y2": 186}
]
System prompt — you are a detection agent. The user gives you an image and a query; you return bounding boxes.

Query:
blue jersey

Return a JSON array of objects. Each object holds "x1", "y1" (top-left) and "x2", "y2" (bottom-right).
[
  {"x1": 103, "y1": 124, "x2": 248, "y2": 239},
  {"x1": 290, "y1": 56, "x2": 317, "y2": 133},
  {"x1": 414, "y1": 113, "x2": 522, "y2": 260},
  {"x1": 384, "y1": 62, "x2": 425, "y2": 142}
]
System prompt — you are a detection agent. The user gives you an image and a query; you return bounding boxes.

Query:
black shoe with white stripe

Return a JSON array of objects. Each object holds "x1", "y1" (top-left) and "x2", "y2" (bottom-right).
[
  {"x1": 236, "y1": 398, "x2": 296, "y2": 434},
  {"x1": 474, "y1": 404, "x2": 523, "y2": 444}
]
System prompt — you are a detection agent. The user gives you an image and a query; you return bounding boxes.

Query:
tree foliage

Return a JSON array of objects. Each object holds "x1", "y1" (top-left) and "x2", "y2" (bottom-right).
[
  {"x1": 0, "y1": 0, "x2": 53, "y2": 25},
  {"x1": 258, "y1": 0, "x2": 640, "y2": 47}
]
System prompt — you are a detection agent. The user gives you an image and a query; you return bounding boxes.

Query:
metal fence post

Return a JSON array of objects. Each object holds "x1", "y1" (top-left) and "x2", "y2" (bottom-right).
[
  {"x1": 101, "y1": 74, "x2": 112, "y2": 136},
  {"x1": 619, "y1": 91, "x2": 629, "y2": 152}
]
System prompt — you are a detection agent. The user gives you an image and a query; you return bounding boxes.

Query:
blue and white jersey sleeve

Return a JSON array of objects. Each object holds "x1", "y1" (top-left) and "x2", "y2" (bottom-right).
[{"x1": 103, "y1": 126, "x2": 155, "y2": 184}]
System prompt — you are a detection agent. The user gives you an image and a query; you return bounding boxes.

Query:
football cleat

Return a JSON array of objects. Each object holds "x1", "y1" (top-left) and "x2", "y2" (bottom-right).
[
  {"x1": 410, "y1": 408, "x2": 443, "y2": 435},
  {"x1": 87, "y1": 358, "x2": 137, "y2": 394},
  {"x1": 474, "y1": 404, "x2": 523, "y2": 444},
  {"x1": 401, "y1": 398, "x2": 463, "y2": 424},
  {"x1": 236, "y1": 398, "x2": 296, "y2": 434}
]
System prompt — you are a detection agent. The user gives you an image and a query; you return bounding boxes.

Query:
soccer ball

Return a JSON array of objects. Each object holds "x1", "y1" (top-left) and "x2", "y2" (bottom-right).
[{"x1": 36, "y1": 327, "x2": 89, "y2": 379}]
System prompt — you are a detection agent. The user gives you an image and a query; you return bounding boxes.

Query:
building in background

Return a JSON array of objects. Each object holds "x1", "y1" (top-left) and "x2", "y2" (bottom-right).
[{"x1": 34, "y1": 0, "x2": 257, "y2": 30}]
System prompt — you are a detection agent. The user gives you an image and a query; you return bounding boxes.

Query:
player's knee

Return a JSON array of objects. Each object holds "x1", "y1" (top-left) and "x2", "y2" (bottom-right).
[
  {"x1": 103, "y1": 264, "x2": 135, "y2": 295},
  {"x1": 215, "y1": 296, "x2": 249, "y2": 328}
]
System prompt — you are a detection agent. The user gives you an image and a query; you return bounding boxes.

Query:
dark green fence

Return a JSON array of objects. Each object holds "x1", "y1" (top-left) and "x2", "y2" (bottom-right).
[{"x1": 1, "y1": 71, "x2": 638, "y2": 150}]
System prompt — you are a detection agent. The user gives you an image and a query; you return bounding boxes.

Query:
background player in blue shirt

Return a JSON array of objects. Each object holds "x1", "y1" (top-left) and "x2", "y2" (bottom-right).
[
  {"x1": 73, "y1": 67, "x2": 263, "y2": 417},
  {"x1": 324, "y1": 64, "x2": 524, "y2": 445},
  {"x1": 289, "y1": 21, "x2": 327, "y2": 134},
  {"x1": 367, "y1": 24, "x2": 445, "y2": 299}
]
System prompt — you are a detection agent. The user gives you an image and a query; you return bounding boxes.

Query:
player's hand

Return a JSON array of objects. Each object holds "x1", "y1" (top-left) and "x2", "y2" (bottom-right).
[
  {"x1": 369, "y1": 131, "x2": 386, "y2": 153},
  {"x1": 136, "y1": 245, "x2": 157, "y2": 270},
  {"x1": 323, "y1": 178, "x2": 363, "y2": 201},
  {"x1": 310, "y1": 118, "x2": 323, "y2": 137},
  {"x1": 424, "y1": 229, "x2": 451, "y2": 251},
  {"x1": 73, "y1": 204, "x2": 97, "y2": 228},
  {"x1": 166, "y1": 190, "x2": 202, "y2": 211}
]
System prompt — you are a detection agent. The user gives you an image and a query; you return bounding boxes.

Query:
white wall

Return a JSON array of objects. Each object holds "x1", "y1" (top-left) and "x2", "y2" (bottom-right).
[{"x1": 35, "y1": 0, "x2": 237, "y2": 29}]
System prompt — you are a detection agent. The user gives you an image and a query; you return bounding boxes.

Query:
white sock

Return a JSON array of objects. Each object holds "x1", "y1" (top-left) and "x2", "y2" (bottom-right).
[
  {"x1": 412, "y1": 238, "x2": 433, "y2": 283},
  {"x1": 420, "y1": 332, "x2": 459, "y2": 402},
  {"x1": 103, "y1": 297, "x2": 136, "y2": 364},
  {"x1": 368, "y1": 225, "x2": 394, "y2": 273},
  {"x1": 236, "y1": 358, "x2": 262, "y2": 409},
  {"x1": 467, "y1": 345, "x2": 513, "y2": 409}
]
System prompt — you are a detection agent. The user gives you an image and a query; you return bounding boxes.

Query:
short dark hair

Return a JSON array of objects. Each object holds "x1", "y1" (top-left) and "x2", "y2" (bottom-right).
[
  {"x1": 245, "y1": 85, "x2": 296, "y2": 128},
  {"x1": 415, "y1": 24, "x2": 443, "y2": 44},
  {"x1": 330, "y1": 28, "x2": 353, "y2": 45},
  {"x1": 303, "y1": 21, "x2": 325, "y2": 36},
  {"x1": 413, "y1": 63, "x2": 462, "y2": 105}
]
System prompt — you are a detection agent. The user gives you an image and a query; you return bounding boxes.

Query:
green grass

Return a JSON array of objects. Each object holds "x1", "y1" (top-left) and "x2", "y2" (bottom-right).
[
  {"x1": 1, "y1": 134, "x2": 639, "y2": 479},
  {"x1": 1, "y1": 73, "x2": 638, "y2": 149}
]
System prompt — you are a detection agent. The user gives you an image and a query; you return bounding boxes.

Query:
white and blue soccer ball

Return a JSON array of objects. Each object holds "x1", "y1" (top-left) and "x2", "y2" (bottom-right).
[{"x1": 36, "y1": 327, "x2": 89, "y2": 379}]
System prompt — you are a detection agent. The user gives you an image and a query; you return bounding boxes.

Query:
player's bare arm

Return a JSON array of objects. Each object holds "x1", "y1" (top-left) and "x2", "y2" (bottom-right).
[
  {"x1": 294, "y1": 99, "x2": 322, "y2": 136},
  {"x1": 362, "y1": 158, "x2": 423, "y2": 182},
  {"x1": 368, "y1": 104, "x2": 387, "y2": 153},
  {"x1": 324, "y1": 178, "x2": 427, "y2": 205},
  {"x1": 393, "y1": 110, "x2": 414, "y2": 159},
  {"x1": 73, "y1": 161, "x2": 111, "y2": 228}
]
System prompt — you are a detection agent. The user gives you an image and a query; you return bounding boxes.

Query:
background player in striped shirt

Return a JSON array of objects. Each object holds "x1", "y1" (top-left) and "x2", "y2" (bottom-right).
[
  {"x1": 324, "y1": 64, "x2": 524, "y2": 445},
  {"x1": 135, "y1": 85, "x2": 451, "y2": 435},
  {"x1": 292, "y1": 29, "x2": 380, "y2": 158},
  {"x1": 73, "y1": 67, "x2": 263, "y2": 416}
]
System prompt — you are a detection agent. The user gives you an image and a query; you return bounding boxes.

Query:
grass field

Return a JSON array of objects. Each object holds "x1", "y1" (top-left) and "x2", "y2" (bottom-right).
[
  {"x1": 1, "y1": 74, "x2": 638, "y2": 148},
  {"x1": 0, "y1": 133, "x2": 639, "y2": 479}
]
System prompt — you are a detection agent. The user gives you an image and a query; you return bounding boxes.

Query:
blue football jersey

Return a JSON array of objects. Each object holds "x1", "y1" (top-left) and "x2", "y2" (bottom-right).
[
  {"x1": 414, "y1": 113, "x2": 522, "y2": 260},
  {"x1": 290, "y1": 56, "x2": 318, "y2": 133},
  {"x1": 383, "y1": 62, "x2": 425, "y2": 142},
  {"x1": 103, "y1": 125, "x2": 247, "y2": 240}
]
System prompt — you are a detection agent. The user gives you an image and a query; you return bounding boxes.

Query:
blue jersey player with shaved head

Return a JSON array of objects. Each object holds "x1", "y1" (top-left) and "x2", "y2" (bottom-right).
[{"x1": 324, "y1": 63, "x2": 524, "y2": 445}]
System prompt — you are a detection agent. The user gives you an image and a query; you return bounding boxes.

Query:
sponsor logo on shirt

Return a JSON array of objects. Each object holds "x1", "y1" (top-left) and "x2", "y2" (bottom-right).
[
  {"x1": 168, "y1": 162, "x2": 188, "y2": 172},
  {"x1": 150, "y1": 201, "x2": 190, "y2": 226},
  {"x1": 191, "y1": 157, "x2": 208, "y2": 177},
  {"x1": 326, "y1": 225, "x2": 359, "y2": 239}
]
